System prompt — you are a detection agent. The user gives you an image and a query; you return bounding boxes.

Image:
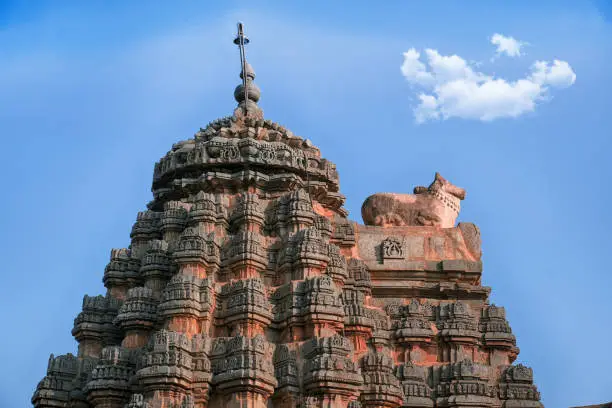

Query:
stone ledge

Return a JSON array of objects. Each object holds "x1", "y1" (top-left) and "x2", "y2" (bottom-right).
[
  {"x1": 371, "y1": 281, "x2": 491, "y2": 300},
  {"x1": 356, "y1": 223, "x2": 482, "y2": 263}
]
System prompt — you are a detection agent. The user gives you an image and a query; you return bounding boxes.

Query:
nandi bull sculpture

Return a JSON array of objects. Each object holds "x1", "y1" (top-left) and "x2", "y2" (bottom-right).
[{"x1": 361, "y1": 172, "x2": 466, "y2": 228}]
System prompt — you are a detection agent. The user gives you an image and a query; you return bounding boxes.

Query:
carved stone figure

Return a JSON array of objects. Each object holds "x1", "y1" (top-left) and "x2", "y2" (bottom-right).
[{"x1": 361, "y1": 172, "x2": 466, "y2": 228}]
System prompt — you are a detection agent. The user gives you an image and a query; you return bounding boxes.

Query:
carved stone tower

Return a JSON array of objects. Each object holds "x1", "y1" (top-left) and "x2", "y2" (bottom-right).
[{"x1": 32, "y1": 24, "x2": 543, "y2": 408}]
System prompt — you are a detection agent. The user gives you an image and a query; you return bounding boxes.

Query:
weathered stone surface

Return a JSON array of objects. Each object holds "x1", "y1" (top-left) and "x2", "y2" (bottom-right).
[{"x1": 32, "y1": 25, "x2": 542, "y2": 408}]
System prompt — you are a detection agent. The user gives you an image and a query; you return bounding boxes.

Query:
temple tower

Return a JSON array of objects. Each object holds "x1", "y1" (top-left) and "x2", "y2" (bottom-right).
[{"x1": 32, "y1": 23, "x2": 543, "y2": 408}]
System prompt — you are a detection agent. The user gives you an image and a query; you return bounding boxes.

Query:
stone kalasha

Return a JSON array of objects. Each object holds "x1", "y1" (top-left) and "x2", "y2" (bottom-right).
[{"x1": 32, "y1": 23, "x2": 542, "y2": 408}]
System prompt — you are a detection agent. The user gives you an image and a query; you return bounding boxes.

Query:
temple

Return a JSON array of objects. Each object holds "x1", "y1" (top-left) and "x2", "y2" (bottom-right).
[{"x1": 32, "y1": 23, "x2": 543, "y2": 408}]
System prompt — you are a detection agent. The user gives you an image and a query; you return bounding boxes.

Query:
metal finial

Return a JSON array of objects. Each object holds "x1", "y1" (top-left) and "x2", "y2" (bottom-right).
[{"x1": 234, "y1": 22, "x2": 249, "y2": 113}]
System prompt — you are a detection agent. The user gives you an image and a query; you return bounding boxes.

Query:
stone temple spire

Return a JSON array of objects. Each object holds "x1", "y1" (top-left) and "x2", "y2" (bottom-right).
[
  {"x1": 233, "y1": 22, "x2": 263, "y2": 119},
  {"x1": 30, "y1": 21, "x2": 544, "y2": 408}
]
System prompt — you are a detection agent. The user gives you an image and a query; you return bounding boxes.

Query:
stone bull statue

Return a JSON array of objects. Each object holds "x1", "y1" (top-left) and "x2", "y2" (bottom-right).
[{"x1": 361, "y1": 173, "x2": 466, "y2": 228}]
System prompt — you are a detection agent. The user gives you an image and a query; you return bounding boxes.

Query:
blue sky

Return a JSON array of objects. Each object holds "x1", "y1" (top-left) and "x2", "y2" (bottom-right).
[{"x1": 0, "y1": 1, "x2": 610, "y2": 406}]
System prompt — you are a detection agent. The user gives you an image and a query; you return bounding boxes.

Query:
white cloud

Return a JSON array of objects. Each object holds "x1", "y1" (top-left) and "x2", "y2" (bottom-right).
[
  {"x1": 530, "y1": 60, "x2": 577, "y2": 88},
  {"x1": 400, "y1": 49, "x2": 434, "y2": 86},
  {"x1": 432, "y1": 78, "x2": 543, "y2": 122},
  {"x1": 400, "y1": 37, "x2": 576, "y2": 123},
  {"x1": 425, "y1": 48, "x2": 487, "y2": 83},
  {"x1": 491, "y1": 33, "x2": 525, "y2": 58},
  {"x1": 414, "y1": 93, "x2": 440, "y2": 124}
]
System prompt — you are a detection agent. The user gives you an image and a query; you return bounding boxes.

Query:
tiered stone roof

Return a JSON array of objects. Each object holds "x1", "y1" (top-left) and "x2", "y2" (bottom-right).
[{"x1": 32, "y1": 25, "x2": 542, "y2": 408}]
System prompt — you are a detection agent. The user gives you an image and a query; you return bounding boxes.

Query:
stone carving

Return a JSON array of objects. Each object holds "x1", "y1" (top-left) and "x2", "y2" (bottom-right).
[
  {"x1": 360, "y1": 351, "x2": 403, "y2": 407},
  {"x1": 188, "y1": 191, "x2": 227, "y2": 228},
  {"x1": 499, "y1": 364, "x2": 543, "y2": 407},
  {"x1": 84, "y1": 346, "x2": 136, "y2": 407},
  {"x1": 33, "y1": 26, "x2": 541, "y2": 408},
  {"x1": 273, "y1": 344, "x2": 299, "y2": 396},
  {"x1": 395, "y1": 362, "x2": 433, "y2": 407},
  {"x1": 221, "y1": 230, "x2": 268, "y2": 278},
  {"x1": 73, "y1": 294, "x2": 122, "y2": 357},
  {"x1": 210, "y1": 335, "x2": 277, "y2": 398},
  {"x1": 435, "y1": 359, "x2": 496, "y2": 407},
  {"x1": 103, "y1": 248, "x2": 141, "y2": 297},
  {"x1": 130, "y1": 211, "x2": 162, "y2": 257},
  {"x1": 278, "y1": 227, "x2": 329, "y2": 281},
  {"x1": 160, "y1": 201, "x2": 188, "y2": 240},
  {"x1": 218, "y1": 277, "x2": 272, "y2": 336},
  {"x1": 346, "y1": 258, "x2": 372, "y2": 296},
  {"x1": 366, "y1": 307, "x2": 392, "y2": 345},
  {"x1": 314, "y1": 214, "x2": 333, "y2": 240},
  {"x1": 272, "y1": 275, "x2": 345, "y2": 339},
  {"x1": 125, "y1": 394, "x2": 150, "y2": 408},
  {"x1": 140, "y1": 239, "x2": 172, "y2": 297},
  {"x1": 381, "y1": 236, "x2": 403, "y2": 260},
  {"x1": 325, "y1": 243, "x2": 349, "y2": 286},
  {"x1": 392, "y1": 299, "x2": 434, "y2": 345},
  {"x1": 302, "y1": 335, "x2": 363, "y2": 400},
  {"x1": 114, "y1": 287, "x2": 158, "y2": 335},
  {"x1": 158, "y1": 275, "x2": 214, "y2": 335},
  {"x1": 229, "y1": 192, "x2": 265, "y2": 231},
  {"x1": 480, "y1": 304, "x2": 518, "y2": 357},
  {"x1": 32, "y1": 353, "x2": 98, "y2": 408},
  {"x1": 136, "y1": 330, "x2": 194, "y2": 391},
  {"x1": 174, "y1": 227, "x2": 220, "y2": 274},
  {"x1": 361, "y1": 172, "x2": 466, "y2": 228},
  {"x1": 331, "y1": 215, "x2": 356, "y2": 247},
  {"x1": 191, "y1": 334, "x2": 213, "y2": 406},
  {"x1": 343, "y1": 302, "x2": 375, "y2": 341},
  {"x1": 437, "y1": 301, "x2": 480, "y2": 343}
]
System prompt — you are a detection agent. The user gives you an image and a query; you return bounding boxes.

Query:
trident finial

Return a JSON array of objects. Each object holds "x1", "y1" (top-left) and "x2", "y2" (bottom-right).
[
  {"x1": 232, "y1": 22, "x2": 262, "y2": 118},
  {"x1": 234, "y1": 22, "x2": 250, "y2": 114}
]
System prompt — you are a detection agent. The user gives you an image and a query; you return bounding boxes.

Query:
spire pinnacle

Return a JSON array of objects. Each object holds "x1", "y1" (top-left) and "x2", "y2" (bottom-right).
[{"x1": 233, "y1": 22, "x2": 262, "y2": 118}]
